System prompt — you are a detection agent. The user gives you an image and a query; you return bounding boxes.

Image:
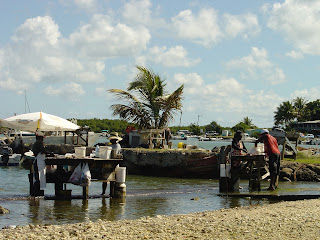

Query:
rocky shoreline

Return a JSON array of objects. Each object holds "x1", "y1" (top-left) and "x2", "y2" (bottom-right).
[{"x1": 1, "y1": 199, "x2": 320, "y2": 239}]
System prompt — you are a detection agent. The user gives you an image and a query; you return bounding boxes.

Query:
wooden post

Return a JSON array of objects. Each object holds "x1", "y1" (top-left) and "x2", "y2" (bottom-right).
[
  {"x1": 82, "y1": 186, "x2": 89, "y2": 200},
  {"x1": 281, "y1": 138, "x2": 286, "y2": 160},
  {"x1": 114, "y1": 183, "x2": 126, "y2": 198},
  {"x1": 110, "y1": 181, "x2": 115, "y2": 197},
  {"x1": 249, "y1": 155, "x2": 263, "y2": 191}
]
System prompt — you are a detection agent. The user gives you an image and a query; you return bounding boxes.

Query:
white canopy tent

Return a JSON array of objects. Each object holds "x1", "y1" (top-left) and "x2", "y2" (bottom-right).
[{"x1": 0, "y1": 112, "x2": 80, "y2": 132}]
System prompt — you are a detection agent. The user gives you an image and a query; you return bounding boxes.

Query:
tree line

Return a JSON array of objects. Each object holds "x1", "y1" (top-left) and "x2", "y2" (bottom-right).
[
  {"x1": 76, "y1": 118, "x2": 131, "y2": 133},
  {"x1": 274, "y1": 97, "x2": 320, "y2": 130}
]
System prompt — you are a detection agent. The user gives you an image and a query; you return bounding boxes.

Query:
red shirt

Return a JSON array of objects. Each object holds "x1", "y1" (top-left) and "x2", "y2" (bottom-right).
[{"x1": 262, "y1": 134, "x2": 280, "y2": 156}]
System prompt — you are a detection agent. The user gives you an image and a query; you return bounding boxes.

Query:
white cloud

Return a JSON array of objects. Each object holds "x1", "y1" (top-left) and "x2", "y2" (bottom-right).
[
  {"x1": 171, "y1": 9, "x2": 222, "y2": 47},
  {"x1": 173, "y1": 73, "x2": 283, "y2": 127},
  {"x1": 226, "y1": 47, "x2": 286, "y2": 85},
  {"x1": 285, "y1": 50, "x2": 304, "y2": 59},
  {"x1": 59, "y1": 0, "x2": 98, "y2": 12},
  {"x1": 121, "y1": 0, "x2": 167, "y2": 30},
  {"x1": 147, "y1": 46, "x2": 200, "y2": 67},
  {"x1": 264, "y1": 0, "x2": 320, "y2": 55},
  {"x1": 0, "y1": 14, "x2": 152, "y2": 94},
  {"x1": 44, "y1": 82, "x2": 85, "y2": 99},
  {"x1": 174, "y1": 73, "x2": 204, "y2": 94},
  {"x1": 223, "y1": 13, "x2": 260, "y2": 39},
  {"x1": 68, "y1": 14, "x2": 151, "y2": 58},
  {"x1": 291, "y1": 87, "x2": 320, "y2": 102},
  {"x1": 73, "y1": 0, "x2": 96, "y2": 10},
  {"x1": 171, "y1": 8, "x2": 260, "y2": 47},
  {"x1": 122, "y1": 0, "x2": 152, "y2": 25}
]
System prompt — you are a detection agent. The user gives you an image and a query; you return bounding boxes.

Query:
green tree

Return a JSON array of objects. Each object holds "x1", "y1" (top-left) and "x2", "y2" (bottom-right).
[
  {"x1": 274, "y1": 100, "x2": 295, "y2": 129},
  {"x1": 108, "y1": 66, "x2": 184, "y2": 129},
  {"x1": 242, "y1": 116, "x2": 255, "y2": 128},
  {"x1": 205, "y1": 121, "x2": 222, "y2": 134},
  {"x1": 303, "y1": 99, "x2": 320, "y2": 121},
  {"x1": 231, "y1": 122, "x2": 250, "y2": 133},
  {"x1": 293, "y1": 97, "x2": 307, "y2": 122},
  {"x1": 189, "y1": 123, "x2": 201, "y2": 135}
]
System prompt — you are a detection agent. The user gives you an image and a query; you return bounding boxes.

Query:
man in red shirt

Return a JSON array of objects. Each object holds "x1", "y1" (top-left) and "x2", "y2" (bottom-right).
[{"x1": 255, "y1": 129, "x2": 281, "y2": 191}]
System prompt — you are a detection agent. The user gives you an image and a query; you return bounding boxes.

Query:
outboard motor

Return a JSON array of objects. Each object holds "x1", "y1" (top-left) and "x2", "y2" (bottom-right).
[{"x1": 1, "y1": 146, "x2": 13, "y2": 166}]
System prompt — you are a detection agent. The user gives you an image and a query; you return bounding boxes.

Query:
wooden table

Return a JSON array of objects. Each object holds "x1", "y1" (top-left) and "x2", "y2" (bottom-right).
[
  {"x1": 29, "y1": 156, "x2": 123, "y2": 199},
  {"x1": 231, "y1": 154, "x2": 268, "y2": 191}
]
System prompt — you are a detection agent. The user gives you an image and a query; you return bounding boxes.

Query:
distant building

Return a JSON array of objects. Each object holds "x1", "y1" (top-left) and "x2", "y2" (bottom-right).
[{"x1": 291, "y1": 120, "x2": 320, "y2": 132}]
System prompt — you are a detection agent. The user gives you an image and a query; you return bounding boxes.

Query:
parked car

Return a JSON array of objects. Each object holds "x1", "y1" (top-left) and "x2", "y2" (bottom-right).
[
  {"x1": 206, "y1": 131, "x2": 217, "y2": 137},
  {"x1": 303, "y1": 134, "x2": 314, "y2": 139}
]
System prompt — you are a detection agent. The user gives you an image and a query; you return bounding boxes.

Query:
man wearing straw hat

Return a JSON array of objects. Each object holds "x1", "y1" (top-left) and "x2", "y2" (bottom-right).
[
  {"x1": 108, "y1": 132, "x2": 122, "y2": 156},
  {"x1": 101, "y1": 132, "x2": 123, "y2": 195}
]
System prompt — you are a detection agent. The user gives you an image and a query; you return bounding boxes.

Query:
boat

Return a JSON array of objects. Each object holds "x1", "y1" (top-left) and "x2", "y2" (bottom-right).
[
  {"x1": 242, "y1": 133, "x2": 257, "y2": 143},
  {"x1": 0, "y1": 142, "x2": 22, "y2": 166},
  {"x1": 199, "y1": 136, "x2": 215, "y2": 141},
  {"x1": 0, "y1": 153, "x2": 21, "y2": 166},
  {"x1": 122, "y1": 149, "x2": 219, "y2": 178},
  {"x1": 171, "y1": 135, "x2": 187, "y2": 140},
  {"x1": 100, "y1": 130, "x2": 110, "y2": 137}
]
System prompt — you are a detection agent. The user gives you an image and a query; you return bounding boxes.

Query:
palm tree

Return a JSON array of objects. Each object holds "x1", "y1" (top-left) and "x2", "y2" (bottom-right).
[
  {"x1": 243, "y1": 116, "x2": 253, "y2": 127},
  {"x1": 108, "y1": 66, "x2": 184, "y2": 129},
  {"x1": 293, "y1": 97, "x2": 307, "y2": 122},
  {"x1": 274, "y1": 100, "x2": 295, "y2": 128}
]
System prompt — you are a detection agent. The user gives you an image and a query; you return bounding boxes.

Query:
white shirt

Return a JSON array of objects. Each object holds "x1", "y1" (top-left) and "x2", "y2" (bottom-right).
[{"x1": 111, "y1": 142, "x2": 121, "y2": 154}]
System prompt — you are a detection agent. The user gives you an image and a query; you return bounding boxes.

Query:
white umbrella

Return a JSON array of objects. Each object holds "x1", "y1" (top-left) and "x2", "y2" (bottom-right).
[{"x1": 0, "y1": 111, "x2": 80, "y2": 132}]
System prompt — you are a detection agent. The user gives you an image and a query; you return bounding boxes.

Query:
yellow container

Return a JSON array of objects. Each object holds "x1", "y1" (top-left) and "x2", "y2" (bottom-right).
[{"x1": 177, "y1": 142, "x2": 184, "y2": 148}]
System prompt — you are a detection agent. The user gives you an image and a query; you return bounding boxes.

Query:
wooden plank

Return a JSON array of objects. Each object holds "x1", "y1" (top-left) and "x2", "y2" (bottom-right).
[{"x1": 285, "y1": 136, "x2": 297, "y2": 155}]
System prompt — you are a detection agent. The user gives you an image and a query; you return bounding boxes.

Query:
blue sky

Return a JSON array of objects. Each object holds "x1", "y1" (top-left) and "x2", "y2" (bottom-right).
[{"x1": 0, "y1": 0, "x2": 320, "y2": 128}]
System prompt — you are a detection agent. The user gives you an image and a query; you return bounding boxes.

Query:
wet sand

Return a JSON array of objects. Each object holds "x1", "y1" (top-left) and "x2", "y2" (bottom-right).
[{"x1": 1, "y1": 199, "x2": 320, "y2": 239}]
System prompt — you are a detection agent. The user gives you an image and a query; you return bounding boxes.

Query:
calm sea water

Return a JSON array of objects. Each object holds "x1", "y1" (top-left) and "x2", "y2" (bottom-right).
[{"x1": 0, "y1": 138, "x2": 319, "y2": 229}]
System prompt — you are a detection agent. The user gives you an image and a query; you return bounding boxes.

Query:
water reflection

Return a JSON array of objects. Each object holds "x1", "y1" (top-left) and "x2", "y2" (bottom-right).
[{"x1": 1, "y1": 170, "x2": 320, "y2": 229}]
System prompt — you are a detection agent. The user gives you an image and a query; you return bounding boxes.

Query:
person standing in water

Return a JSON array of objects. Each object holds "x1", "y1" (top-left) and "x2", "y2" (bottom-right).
[
  {"x1": 32, "y1": 131, "x2": 52, "y2": 194},
  {"x1": 101, "y1": 132, "x2": 123, "y2": 195},
  {"x1": 255, "y1": 129, "x2": 280, "y2": 191}
]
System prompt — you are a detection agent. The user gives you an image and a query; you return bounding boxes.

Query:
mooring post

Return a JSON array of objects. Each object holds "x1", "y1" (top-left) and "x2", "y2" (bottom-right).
[
  {"x1": 114, "y1": 183, "x2": 126, "y2": 198},
  {"x1": 113, "y1": 166, "x2": 126, "y2": 198},
  {"x1": 219, "y1": 146, "x2": 238, "y2": 192}
]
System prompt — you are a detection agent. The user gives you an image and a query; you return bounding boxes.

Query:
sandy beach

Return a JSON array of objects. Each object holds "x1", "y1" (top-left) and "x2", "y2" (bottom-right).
[{"x1": 1, "y1": 199, "x2": 320, "y2": 239}]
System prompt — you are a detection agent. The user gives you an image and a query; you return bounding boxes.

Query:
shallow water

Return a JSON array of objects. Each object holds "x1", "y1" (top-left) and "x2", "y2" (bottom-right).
[
  {"x1": 0, "y1": 138, "x2": 319, "y2": 229},
  {"x1": 0, "y1": 166, "x2": 320, "y2": 229}
]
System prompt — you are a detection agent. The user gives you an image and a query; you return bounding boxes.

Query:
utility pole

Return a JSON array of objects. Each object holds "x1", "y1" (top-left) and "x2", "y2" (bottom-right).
[{"x1": 197, "y1": 115, "x2": 202, "y2": 126}]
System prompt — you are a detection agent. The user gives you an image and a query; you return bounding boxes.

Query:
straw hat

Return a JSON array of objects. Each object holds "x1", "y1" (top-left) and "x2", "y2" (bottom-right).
[
  {"x1": 108, "y1": 132, "x2": 122, "y2": 142},
  {"x1": 35, "y1": 131, "x2": 44, "y2": 137}
]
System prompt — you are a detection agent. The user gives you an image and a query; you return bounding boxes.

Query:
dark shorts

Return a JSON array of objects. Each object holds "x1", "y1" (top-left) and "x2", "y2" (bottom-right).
[
  {"x1": 91, "y1": 168, "x2": 112, "y2": 180},
  {"x1": 269, "y1": 153, "x2": 280, "y2": 176}
]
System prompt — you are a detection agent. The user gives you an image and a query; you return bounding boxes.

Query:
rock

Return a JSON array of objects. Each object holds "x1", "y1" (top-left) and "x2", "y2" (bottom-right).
[
  {"x1": 282, "y1": 177, "x2": 291, "y2": 182},
  {"x1": 0, "y1": 206, "x2": 10, "y2": 214},
  {"x1": 296, "y1": 167, "x2": 318, "y2": 181},
  {"x1": 306, "y1": 164, "x2": 320, "y2": 175},
  {"x1": 280, "y1": 168, "x2": 293, "y2": 179}
]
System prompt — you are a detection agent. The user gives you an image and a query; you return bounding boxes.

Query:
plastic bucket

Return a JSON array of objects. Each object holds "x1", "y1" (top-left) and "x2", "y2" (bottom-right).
[
  {"x1": 99, "y1": 146, "x2": 112, "y2": 159},
  {"x1": 74, "y1": 147, "x2": 86, "y2": 158},
  {"x1": 177, "y1": 142, "x2": 184, "y2": 148},
  {"x1": 116, "y1": 167, "x2": 126, "y2": 183}
]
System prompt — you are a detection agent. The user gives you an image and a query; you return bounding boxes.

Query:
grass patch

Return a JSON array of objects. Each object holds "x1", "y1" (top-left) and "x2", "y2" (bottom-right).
[{"x1": 284, "y1": 151, "x2": 320, "y2": 164}]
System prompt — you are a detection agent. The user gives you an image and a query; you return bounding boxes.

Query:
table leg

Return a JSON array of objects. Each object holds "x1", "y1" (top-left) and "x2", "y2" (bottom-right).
[
  {"x1": 110, "y1": 181, "x2": 115, "y2": 197},
  {"x1": 82, "y1": 186, "x2": 88, "y2": 200}
]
